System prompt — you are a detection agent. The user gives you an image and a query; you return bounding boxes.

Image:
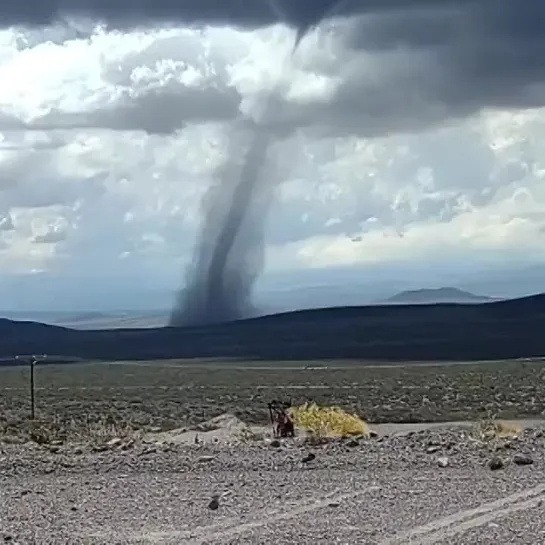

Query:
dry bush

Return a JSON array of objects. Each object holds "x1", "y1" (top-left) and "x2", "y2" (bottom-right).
[
  {"x1": 71, "y1": 416, "x2": 141, "y2": 444},
  {"x1": 0, "y1": 412, "x2": 142, "y2": 446},
  {"x1": 473, "y1": 410, "x2": 522, "y2": 442},
  {"x1": 289, "y1": 402, "x2": 369, "y2": 440}
]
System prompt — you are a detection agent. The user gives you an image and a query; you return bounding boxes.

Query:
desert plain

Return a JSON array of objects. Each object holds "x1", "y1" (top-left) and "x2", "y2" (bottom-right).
[{"x1": 0, "y1": 359, "x2": 544, "y2": 544}]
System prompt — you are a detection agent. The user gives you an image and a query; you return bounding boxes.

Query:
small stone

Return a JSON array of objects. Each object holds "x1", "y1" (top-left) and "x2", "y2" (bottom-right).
[
  {"x1": 369, "y1": 430, "x2": 379, "y2": 439},
  {"x1": 427, "y1": 446, "x2": 441, "y2": 454},
  {"x1": 488, "y1": 457, "x2": 504, "y2": 471},
  {"x1": 198, "y1": 455, "x2": 215, "y2": 463},
  {"x1": 49, "y1": 445, "x2": 60, "y2": 454},
  {"x1": 107, "y1": 438, "x2": 122, "y2": 449},
  {"x1": 269, "y1": 439, "x2": 281, "y2": 448},
  {"x1": 73, "y1": 447, "x2": 83, "y2": 455},
  {"x1": 3, "y1": 535, "x2": 12, "y2": 542},
  {"x1": 328, "y1": 502, "x2": 341, "y2": 508},
  {"x1": 513, "y1": 454, "x2": 534, "y2": 466},
  {"x1": 437, "y1": 457, "x2": 449, "y2": 468},
  {"x1": 70, "y1": 505, "x2": 78, "y2": 512},
  {"x1": 301, "y1": 453, "x2": 316, "y2": 464},
  {"x1": 138, "y1": 447, "x2": 157, "y2": 456},
  {"x1": 208, "y1": 497, "x2": 220, "y2": 510},
  {"x1": 121, "y1": 440, "x2": 135, "y2": 451},
  {"x1": 346, "y1": 439, "x2": 359, "y2": 448}
]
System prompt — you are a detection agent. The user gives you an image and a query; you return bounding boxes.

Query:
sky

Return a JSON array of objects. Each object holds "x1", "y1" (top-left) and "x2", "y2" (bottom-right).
[{"x1": 1, "y1": 0, "x2": 545, "y2": 311}]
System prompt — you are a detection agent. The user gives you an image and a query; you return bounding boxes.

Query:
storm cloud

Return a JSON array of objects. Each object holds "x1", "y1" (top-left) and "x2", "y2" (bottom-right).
[
  {"x1": 2, "y1": 1, "x2": 543, "y2": 140},
  {"x1": 238, "y1": 1, "x2": 545, "y2": 139},
  {"x1": 0, "y1": 0, "x2": 481, "y2": 30}
]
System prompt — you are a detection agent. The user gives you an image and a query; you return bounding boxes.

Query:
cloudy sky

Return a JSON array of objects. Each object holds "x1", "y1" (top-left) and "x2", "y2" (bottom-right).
[{"x1": 1, "y1": 0, "x2": 545, "y2": 311}]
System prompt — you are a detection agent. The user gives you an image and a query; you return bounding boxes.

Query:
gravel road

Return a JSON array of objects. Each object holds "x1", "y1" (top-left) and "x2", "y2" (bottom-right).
[{"x1": 1, "y1": 425, "x2": 544, "y2": 545}]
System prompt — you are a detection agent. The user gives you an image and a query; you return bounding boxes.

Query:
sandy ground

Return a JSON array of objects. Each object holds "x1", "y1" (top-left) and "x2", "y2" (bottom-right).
[
  {"x1": 143, "y1": 414, "x2": 545, "y2": 446},
  {"x1": 1, "y1": 418, "x2": 544, "y2": 544}
]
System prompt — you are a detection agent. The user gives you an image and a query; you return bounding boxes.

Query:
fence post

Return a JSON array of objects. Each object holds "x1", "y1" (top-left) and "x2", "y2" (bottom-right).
[
  {"x1": 15, "y1": 354, "x2": 47, "y2": 420},
  {"x1": 30, "y1": 358, "x2": 36, "y2": 420}
]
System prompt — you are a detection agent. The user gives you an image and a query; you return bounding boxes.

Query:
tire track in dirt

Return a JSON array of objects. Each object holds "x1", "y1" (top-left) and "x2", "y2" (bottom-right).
[
  {"x1": 182, "y1": 483, "x2": 545, "y2": 545},
  {"x1": 93, "y1": 482, "x2": 545, "y2": 544},
  {"x1": 184, "y1": 487, "x2": 382, "y2": 545},
  {"x1": 83, "y1": 486, "x2": 381, "y2": 544},
  {"x1": 379, "y1": 483, "x2": 545, "y2": 545}
]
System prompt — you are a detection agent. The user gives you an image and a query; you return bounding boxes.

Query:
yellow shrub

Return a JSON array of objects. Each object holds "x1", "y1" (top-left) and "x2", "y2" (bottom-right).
[
  {"x1": 476, "y1": 419, "x2": 522, "y2": 441},
  {"x1": 288, "y1": 402, "x2": 369, "y2": 439}
]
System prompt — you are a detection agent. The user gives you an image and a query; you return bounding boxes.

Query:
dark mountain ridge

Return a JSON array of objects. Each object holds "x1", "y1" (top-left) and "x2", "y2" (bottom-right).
[{"x1": 1, "y1": 293, "x2": 545, "y2": 363}]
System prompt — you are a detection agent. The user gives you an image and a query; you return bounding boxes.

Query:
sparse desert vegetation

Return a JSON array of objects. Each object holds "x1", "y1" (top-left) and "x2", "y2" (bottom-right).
[
  {"x1": 1, "y1": 359, "x2": 545, "y2": 544},
  {"x1": 1, "y1": 359, "x2": 544, "y2": 444}
]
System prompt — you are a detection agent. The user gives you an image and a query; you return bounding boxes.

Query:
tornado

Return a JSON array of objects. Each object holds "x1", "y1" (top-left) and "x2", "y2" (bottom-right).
[
  {"x1": 169, "y1": 124, "x2": 275, "y2": 326},
  {"x1": 169, "y1": 27, "x2": 309, "y2": 327}
]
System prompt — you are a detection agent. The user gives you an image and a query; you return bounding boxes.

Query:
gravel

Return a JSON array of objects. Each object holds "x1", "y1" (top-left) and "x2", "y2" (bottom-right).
[
  {"x1": 1, "y1": 425, "x2": 544, "y2": 544},
  {"x1": 439, "y1": 505, "x2": 545, "y2": 545}
]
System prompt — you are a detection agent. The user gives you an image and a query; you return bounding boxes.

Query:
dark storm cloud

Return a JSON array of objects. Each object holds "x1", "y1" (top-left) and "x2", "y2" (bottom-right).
[
  {"x1": 347, "y1": 2, "x2": 545, "y2": 83},
  {"x1": 4, "y1": 0, "x2": 539, "y2": 141},
  {"x1": 234, "y1": 1, "x2": 545, "y2": 139},
  {"x1": 2, "y1": 0, "x2": 542, "y2": 140},
  {"x1": 0, "y1": 0, "x2": 482, "y2": 30}
]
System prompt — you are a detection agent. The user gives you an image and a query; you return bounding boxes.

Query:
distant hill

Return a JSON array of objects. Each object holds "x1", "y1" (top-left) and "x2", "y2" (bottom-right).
[
  {"x1": 1, "y1": 293, "x2": 545, "y2": 363},
  {"x1": 383, "y1": 287, "x2": 500, "y2": 305}
]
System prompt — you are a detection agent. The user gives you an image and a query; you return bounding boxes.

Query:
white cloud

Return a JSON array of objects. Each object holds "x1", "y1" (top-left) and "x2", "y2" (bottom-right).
[{"x1": 0, "y1": 20, "x2": 545, "y2": 302}]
